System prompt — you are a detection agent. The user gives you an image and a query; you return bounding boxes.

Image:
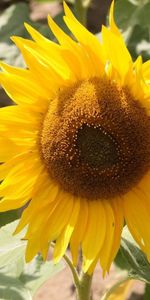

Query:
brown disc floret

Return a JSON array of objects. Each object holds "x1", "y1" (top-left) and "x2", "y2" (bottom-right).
[{"x1": 40, "y1": 78, "x2": 150, "y2": 200}]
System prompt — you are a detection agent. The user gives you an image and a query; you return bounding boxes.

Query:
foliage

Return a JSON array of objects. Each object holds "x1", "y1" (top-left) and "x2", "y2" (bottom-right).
[
  {"x1": 0, "y1": 221, "x2": 65, "y2": 299},
  {"x1": 119, "y1": 226, "x2": 150, "y2": 283},
  {"x1": 114, "y1": 0, "x2": 150, "y2": 61},
  {"x1": 144, "y1": 284, "x2": 150, "y2": 300},
  {"x1": 0, "y1": 209, "x2": 19, "y2": 227},
  {"x1": 113, "y1": 226, "x2": 150, "y2": 299},
  {"x1": 0, "y1": 2, "x2": 54, "y2": 67},
  {"x1": 0, "y1": 1, "x2": 71, "y2": 68}
]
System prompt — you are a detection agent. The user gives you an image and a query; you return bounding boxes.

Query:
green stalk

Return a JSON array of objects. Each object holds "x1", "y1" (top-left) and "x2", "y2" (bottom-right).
[
  {"x1": 64, "y1": 255, "x2": 93, "y2": 300},
  {"x1": 74, "y1": 0, "x2": 88, "y2": 27},
  {"x1": 63, "y1": 253, "x2": 80, "y2": 288},
  {"x1": 76, "y1": 272, "x2": 93, "y2": 300},
  {"x1": 51, "y1": 243, "x2": 93, "y2": 300}
]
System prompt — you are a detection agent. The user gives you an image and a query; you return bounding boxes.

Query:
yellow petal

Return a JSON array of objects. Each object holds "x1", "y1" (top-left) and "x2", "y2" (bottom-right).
[
  {"x1": 14, "y1": 172, "x2": 58, "y2": 235},
  {"x1": 11, "y1": 37, "x2": 63, "y2": 85},
  {"x1": 70, "y1": 198, "x2": 88, "y2": 265},
  {"x1": 48, "y1": 15, "x2": 92, "y2": 79},
  {"x1": 0, "y1": 137, "x2": 33, "y2": 162},
  {"x1": 123, "y1": 190, "x2": 150, "y2": 258},
  {"x1": 82, "y1": 200, "x2": 106, "y2": 272},
  {"x1": 63, "y1": 2, "x2": 105, "y2": 76},
  {"x1": 102, "y1": 25, "x2": 131, "y2": 82},
  {"x1": 25, "y1": 188, "x2": 62, "y2": 240},
  {"x1": 0, "y1": 61, "x2": 50, "y2": 99},
  {"x1": 25, "y1": 200, "x2": 59, "y2": 241},
  {"x1": 137, "y1": 172, "x2": 150, "y2": 207},
  {"x1": 12, "y1": 36, "x2": 72, "y2": 81},
  {"x1": 0, "y1": 104, "x2": 41, "y2": 127},
  {"x1": 0, "y1": 150, "x2": 36, "y2": 179},
  {"x1": 25, "y1": 237, "x2": 40, "y2": 262},
  {"x1": 54, "y1": 197, "x2": 80, "y2": 262},
  {"x1": 0, "y1": 60, "x2": 56, "y2": 98},
  {"x1": 0, "y1": 197, "x2": 28, "y2": 211},
  {"x1": 143, "y1": 60, "x2": 150, "y2": 81},
  {"x1": 109, "y1": 198, "x2": 124, "y2": 269},
  {"x1": 99, "y1": 201, "x2": 115, "y2": 276},
  {"x1": 48, "y1": 14, "x2": 75, "y2": 49},
  {"x1": 109, "y1": 0, "x2": 121, "y2": 36},
  {"x1": 24, "y1": 22, "x2": 50, "y2": 44},
  {"x1": 0, "y1": 72, "x2": 49, "y2": 109},
  {"x1": 0, "y1": 153, "x2": 43, "y2": 198}
]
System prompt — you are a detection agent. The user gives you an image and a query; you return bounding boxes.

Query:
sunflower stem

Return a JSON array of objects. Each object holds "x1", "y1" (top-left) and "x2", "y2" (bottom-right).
[
  {"x1": 76, "y1": 272, "x2": 93, "y2": 300},
  {"x1": 63, "y1": 253, "x2": 80, "y2": 288},
  {"x1": 50, "y1": 242, "x2": 80, "y2": 288},
  {"x1": 74, "y1": 0, "x2": 88, "y2": 27},
  {"x1": 50, "y1": 244, "x2": 93, "y2": 299}
]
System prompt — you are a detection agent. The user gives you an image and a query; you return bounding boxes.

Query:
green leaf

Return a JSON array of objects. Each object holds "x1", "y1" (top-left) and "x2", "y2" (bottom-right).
[
  {"x1": 114, "y1": 0, "x2": 135, "y2": 32},
  {"x1": 0, "y1": 257, "x2": 64, "y2": 299},
  {"x1": 1, "y1": 255, "x2": 25, "y2": 279},
  {"x1": 0, "y1": 220, "x2": 26, "y2": 269},
  {"x1": 0, "y1": 3, "x2": 30, "y2": 67},
  {"x1": 21, "y1": 256, "x2": 65, "y2": 296},
  {"x1": 0, "y1": 274, "x2": 32, "y2": 300},
  {"x1": 127, "y1": 24, "x2": 150, "y2": 61},
  {"x1": 0, "y1": 221, "x2": 30, "y2": 299},
  {"x1": 0, "y1": 2, "x2": 53, "y2": 67},
  {"x1": 114, "y1": 249, "x2": 130, "y2": 271},
  {"x1": 114, "y1": 0, "x2": 150, "y2": 61},
  {"x1": 120, "y1": 226, "x2": 150, "y2": 283},
  {"x1": 0, "y1": 2, "x2": 30, "y2": 67},
  {"x1": 115, "y1": 0, "x2": 150, "y2": 32},
  {"x1": 0, "y1": 209, "x2": 19, "y2": 227},
  {"x1": 0, "y1": 3, "x2": 30, "y2": 44},
  {"x1": 0, "y1": 221, "x2": 65, "y2": 297},
  {"x1": 144, "y1": 284, "x2": 150, "y2": 300}
]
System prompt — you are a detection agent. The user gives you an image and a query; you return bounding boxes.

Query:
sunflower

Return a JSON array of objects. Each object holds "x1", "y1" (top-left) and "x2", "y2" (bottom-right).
[{"x1": 0, "y1": 1, "x2": 150, "y2": 275}]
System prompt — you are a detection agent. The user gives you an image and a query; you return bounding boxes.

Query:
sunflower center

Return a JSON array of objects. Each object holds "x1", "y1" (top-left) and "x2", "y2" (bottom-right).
[
  {"x1": 40, "y1": 78, "x2": 150, "y2": 200},
  {"x1": 77, "y1": 125, "x2": 118, "y2": 169}
]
